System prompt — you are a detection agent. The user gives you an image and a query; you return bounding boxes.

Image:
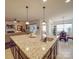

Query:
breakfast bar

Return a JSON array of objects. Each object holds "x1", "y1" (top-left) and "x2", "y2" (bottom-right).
[{"x1": 10, "y1": 34, "x2": 58, "y2": 59}]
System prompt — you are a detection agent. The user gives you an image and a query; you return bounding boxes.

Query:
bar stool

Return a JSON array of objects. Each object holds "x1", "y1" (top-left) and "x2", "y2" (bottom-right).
[{"x1": 59, "y1": 31, "x2": 68, "y2": 42}]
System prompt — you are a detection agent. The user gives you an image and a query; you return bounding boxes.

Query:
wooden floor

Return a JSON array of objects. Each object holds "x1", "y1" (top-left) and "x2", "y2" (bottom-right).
[
  {"x1": 57, "y1": 39, "x2": 73, "y2": 59},
  {"x1": 5, "y1": 48, "x2": 14, "y2": 59}
]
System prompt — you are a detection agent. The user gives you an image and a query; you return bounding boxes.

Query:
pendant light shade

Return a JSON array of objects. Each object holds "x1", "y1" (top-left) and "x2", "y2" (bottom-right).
[
  {"x1": 26, "y1": 6, "x2": 29, "y2": 25},
  {"x1": 43, "y1": 0, "x2": 47, "y2": 2},
  {"x1": 65, "y1": 0, "x2": 71, "y2": 3},
  {"x1": 42, "y1": 20, "x2": 46, "y2": 25},
  {"x1": 26, "y1": 21, "x2": 29, "y2": 25},
  {"x1": 14, "y1": 18, "x2": 17, "y2": 23}
]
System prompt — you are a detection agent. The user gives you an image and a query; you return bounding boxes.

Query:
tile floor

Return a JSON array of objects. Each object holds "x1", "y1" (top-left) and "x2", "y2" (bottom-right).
[{"x1": 57, "y1": 39, "x2": 73, "y2": 59}]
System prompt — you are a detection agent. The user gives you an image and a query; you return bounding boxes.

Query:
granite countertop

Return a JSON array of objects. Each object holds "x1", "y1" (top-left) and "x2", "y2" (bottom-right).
[{"x1": 10, "y1": 34, "x2": 57, "y2": 59}]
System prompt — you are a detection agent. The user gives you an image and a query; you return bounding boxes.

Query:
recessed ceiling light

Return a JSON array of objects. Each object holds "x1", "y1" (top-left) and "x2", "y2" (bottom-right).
[
  {"x1": 65, "y1": 0, "x2": 71, "y2": 3},
  {"x1": 43, "y1": 0, "x2": 47, "y2": 2}
]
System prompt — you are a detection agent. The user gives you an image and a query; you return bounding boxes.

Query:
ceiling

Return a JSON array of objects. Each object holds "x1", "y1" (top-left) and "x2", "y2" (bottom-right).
[{"x1": 5, "y1": 0, "x2": 73, "y2": 20}]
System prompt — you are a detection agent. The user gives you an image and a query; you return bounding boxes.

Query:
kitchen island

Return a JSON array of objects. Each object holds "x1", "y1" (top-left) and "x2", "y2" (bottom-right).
[{"x1": 10, "y1": 34, "x2": 58, "y2": 59}]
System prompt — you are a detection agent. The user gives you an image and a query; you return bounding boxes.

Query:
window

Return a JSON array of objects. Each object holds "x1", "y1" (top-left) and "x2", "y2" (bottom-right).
[
  {"x1": 29, "y1": 24, "x2": 37, "y2": 33},
  {"x1": 56, "y1": 24, "x2": 72, "y2": 35}
]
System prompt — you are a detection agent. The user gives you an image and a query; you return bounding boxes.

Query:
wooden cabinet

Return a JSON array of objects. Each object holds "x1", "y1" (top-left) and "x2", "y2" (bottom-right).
[{"x1": 43, "y1": 41, "x2": 58, "y2": 59}]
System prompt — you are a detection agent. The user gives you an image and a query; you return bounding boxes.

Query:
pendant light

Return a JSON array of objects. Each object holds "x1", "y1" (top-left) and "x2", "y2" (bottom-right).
[
  {"x1": 14, "y1": 18, "x2": 17, "y2": 23},
  {"x1": 43, "y1": 0, "x2": 47, "y2": 2},
  {"x1": 26, "y1": 6, "x2": 29, "y2": 25},
  {"x1": 41, "y1": 6, "x2": 47, "y2": 41},
  {"x1": 42, "y1": 6, "x2": 46, "y2": 25},
  {"x1": 65, "y1": 0, "x2": 71, "y2": 3}
]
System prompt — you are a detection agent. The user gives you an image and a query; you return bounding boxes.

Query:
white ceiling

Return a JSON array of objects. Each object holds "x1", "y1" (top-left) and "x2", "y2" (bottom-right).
[{"x1": 5, "y1": 0, "x2": 73, "y2": 20}]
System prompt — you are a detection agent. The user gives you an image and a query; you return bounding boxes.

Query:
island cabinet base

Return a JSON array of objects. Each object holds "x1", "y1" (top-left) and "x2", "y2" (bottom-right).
[
  {"x1": 11, "y1": 46, "x2": 29, "y2": 59},
  {"x1": 11, "y1": 40, "x2": 58, "y2": 59},
  {"x1": 42, "y1": 41, "x2": 58, "y2": 59}
]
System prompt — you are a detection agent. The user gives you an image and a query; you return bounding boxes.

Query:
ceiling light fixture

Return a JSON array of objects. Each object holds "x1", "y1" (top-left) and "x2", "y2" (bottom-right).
[
  {"x1": 14, "y1": 18, "x2": 17, "y2": 23},
  {"x1": 42, "y1": 20, "x2": 46, "y2": 25},
  {"x1": 26, "y1": 6, "x2": 29, "y2": 25},
  {"x1": 43, "y1": 0, "x2": 47, "y2": 2},
  {"x1": 65, "y1": 0, "x2": 71, "y2": 3},
  {"x1": 26, "y1": 21, "x2": 29, "y2": 24}
]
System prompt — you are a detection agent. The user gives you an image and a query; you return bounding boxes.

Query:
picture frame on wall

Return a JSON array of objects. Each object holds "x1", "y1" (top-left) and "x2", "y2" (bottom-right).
[{"x1": 17, "y1": 25, "x2": 23, "y2": 31}]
